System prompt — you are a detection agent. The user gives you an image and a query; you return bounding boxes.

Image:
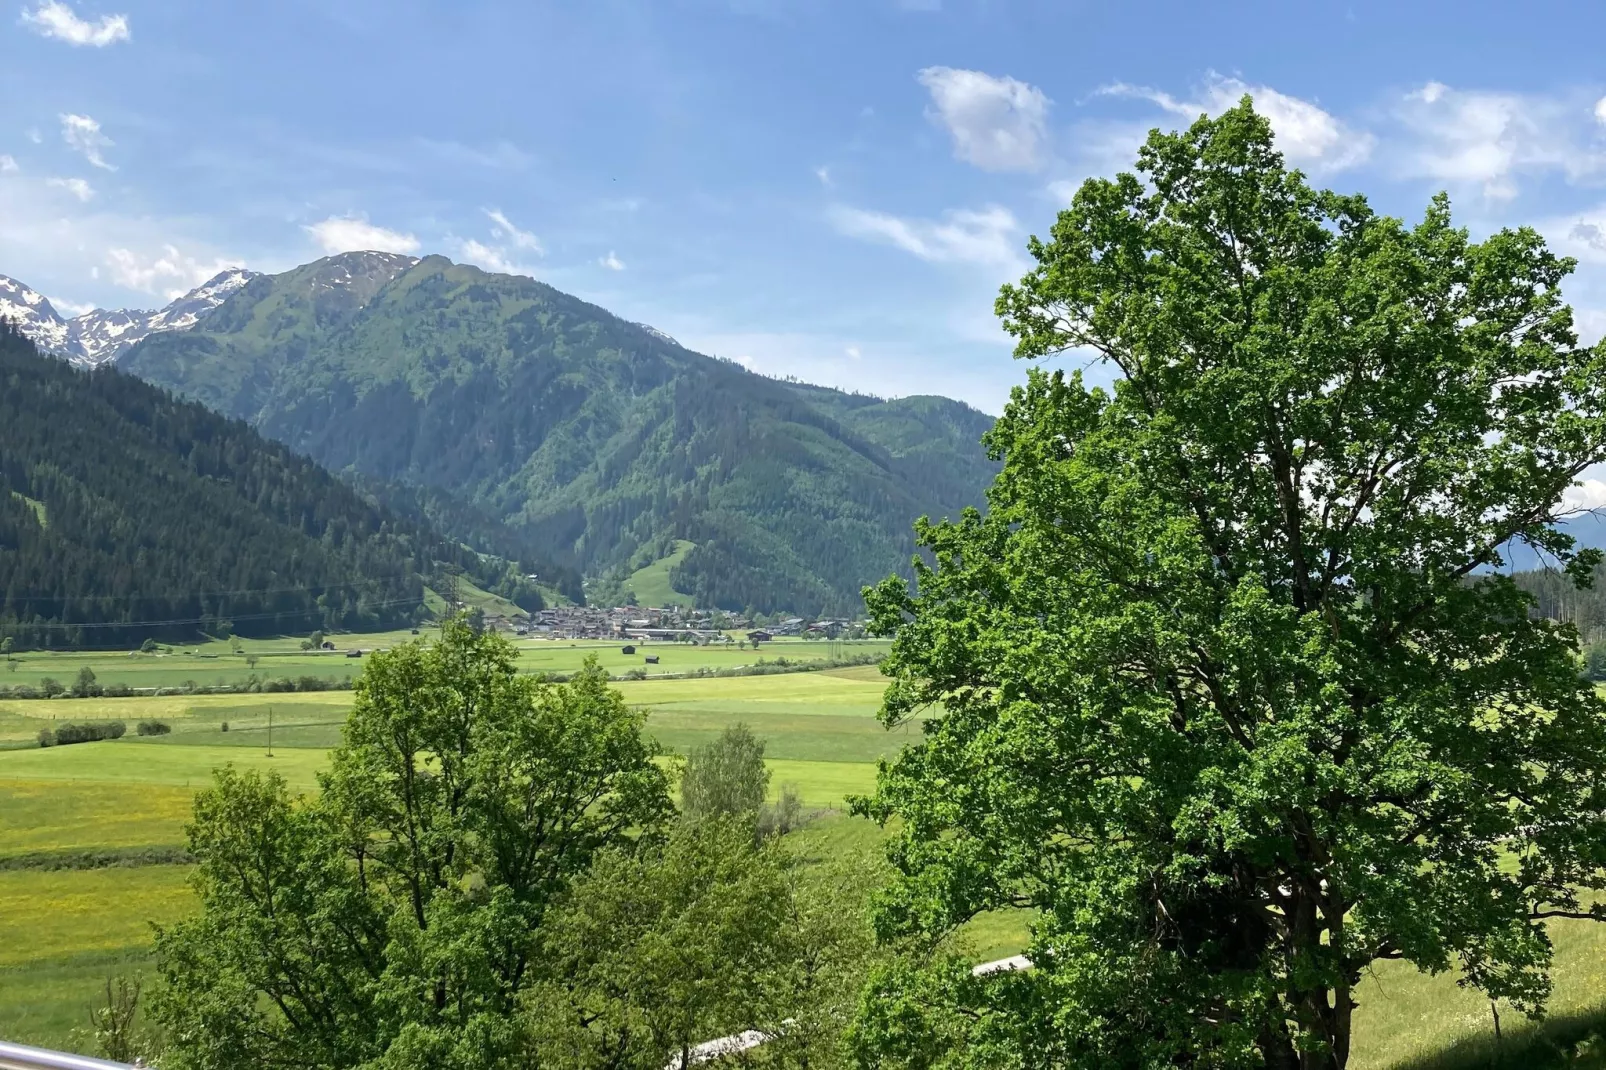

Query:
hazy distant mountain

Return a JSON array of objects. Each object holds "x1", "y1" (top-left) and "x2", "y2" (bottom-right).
[
  {"x1": 122, "y1": 252, "x2": 999, "y2": 615},
  {"x1": 0, "y1": 268, "x2": 258, "y2": 366}
]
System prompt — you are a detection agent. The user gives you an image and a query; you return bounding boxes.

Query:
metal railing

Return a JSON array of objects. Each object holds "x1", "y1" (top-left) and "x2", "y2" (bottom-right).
[
  {"x1": 2, "y1": 957, "x2": 1033, "y2": 1070},
  {"x1": 0, "y1": 1041, "x2": 135, "y2": 1070}
]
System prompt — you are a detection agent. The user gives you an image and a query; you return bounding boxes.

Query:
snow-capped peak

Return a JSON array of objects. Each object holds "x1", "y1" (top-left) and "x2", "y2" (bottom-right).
[
  {"x1": 0, "y1": 275, "x2": 69, "y2": 354},
  {"x1": 2, "y1": 268, "x2": 261, "y2": 366},
  {"x1": 144, "y1": 269, "x2": 257, "y2": 334}
]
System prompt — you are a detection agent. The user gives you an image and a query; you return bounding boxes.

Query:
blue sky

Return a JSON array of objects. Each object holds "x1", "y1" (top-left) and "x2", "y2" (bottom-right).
[{"x1": 7, "y1": 0, "x2": 1606, "y2": 418}]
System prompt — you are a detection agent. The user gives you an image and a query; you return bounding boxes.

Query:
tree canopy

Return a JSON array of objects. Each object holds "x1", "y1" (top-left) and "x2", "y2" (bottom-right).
[
  {"x1": 151, "y1": 624, "x2": 672, "y2": 1070},
  {"x1": 855, "y1": 100, "x2": 1606, "y2": 1069}
]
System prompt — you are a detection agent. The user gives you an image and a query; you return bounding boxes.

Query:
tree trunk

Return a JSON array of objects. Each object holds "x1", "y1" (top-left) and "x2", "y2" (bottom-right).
[{"x1": 1260, "y1": 1012, "x2": 1300, "y2": 1070}]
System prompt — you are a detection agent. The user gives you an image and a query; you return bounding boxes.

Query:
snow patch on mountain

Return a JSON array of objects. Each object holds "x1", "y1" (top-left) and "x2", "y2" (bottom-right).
[
  {"x1": 0, "y1": 268, "x2": 259, "y2": 365},
  {"x1": 0, "y1": 276, "x2": 70, "y2": 354},
  {"x1": 633, "y1": 322, "x2": 683, "y2": 348}
]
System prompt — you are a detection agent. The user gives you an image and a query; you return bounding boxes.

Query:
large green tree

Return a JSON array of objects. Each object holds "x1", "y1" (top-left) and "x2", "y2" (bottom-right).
[
  {"x1": 151, "y1": 622, "x2": 672, "y2": 1070},
  {"x1": 855, "y1": 101, "x2": 1606, "y2": 1069}
]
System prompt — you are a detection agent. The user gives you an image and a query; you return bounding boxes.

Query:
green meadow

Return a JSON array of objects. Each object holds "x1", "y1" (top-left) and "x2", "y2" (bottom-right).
[
  {"x1": 1, "y1": 656, "x2": 1605, "y2": 1065},
  {"x1": 0, "y1": 632, "x2": 889, "y2": 693},
  {"x1": 0, "y1": 662, "x2": 896, "y2": 1052}
]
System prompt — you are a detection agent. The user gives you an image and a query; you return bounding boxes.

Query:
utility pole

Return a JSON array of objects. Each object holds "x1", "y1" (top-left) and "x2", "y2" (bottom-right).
[{"x1": 445, "y1": 566, "x2": 462, "y2": 613}]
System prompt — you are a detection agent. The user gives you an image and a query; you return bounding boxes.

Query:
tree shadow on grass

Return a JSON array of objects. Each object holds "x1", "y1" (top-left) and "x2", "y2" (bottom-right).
[{"x1": 1385, "y1": 1003, "x2": 1606, "y2": 1069}]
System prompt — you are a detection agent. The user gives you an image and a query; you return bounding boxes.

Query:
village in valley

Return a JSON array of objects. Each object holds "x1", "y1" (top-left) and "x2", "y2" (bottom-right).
[{"x1": 506, "y1": 604, "x2": 865, "y2": 645}]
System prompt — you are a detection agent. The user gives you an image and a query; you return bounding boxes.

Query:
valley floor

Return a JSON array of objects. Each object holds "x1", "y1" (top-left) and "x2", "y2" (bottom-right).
[
  {"x1": 0, "y1": 649, "x2": 1603, "y2": 1066},
  {"x1": 0, "y1": 633, "x2": 887, "y2": 695}
]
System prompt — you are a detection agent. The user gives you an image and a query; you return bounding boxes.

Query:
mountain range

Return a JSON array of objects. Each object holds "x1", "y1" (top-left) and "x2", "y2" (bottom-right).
[
  {"x1": 0, "y1": 269, "x2": 257, "y2": 366},
  {"x1": 5, "y1": 252, "x2": 998, "y2": 615},
  {"x1": 0, "y1": 321, "x2": 548, "y2": 648}
]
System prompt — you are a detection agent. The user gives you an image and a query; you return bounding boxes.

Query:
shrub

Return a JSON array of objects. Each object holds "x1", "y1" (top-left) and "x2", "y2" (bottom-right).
[
  {"x1": 39, "y1": 677, "x2": 62, "y2": 698},
  {"x1": 38, "y1": 728, "x2": 52, "y2": 747},
  {"x1": 52, "y1": 721, "x2": 126, "y2": 746},
  {"x1": 140, "y1": 638, "x2": 158, "y2": 654},
  {"x1": 136, "y1": 721, "x2": 171, "y2": 737},
  {"x1": 220, "y1": 722, "x2": 228, "y2": 733},
  {"x1": 756, "y1": 783, "x2": 806, "y2": 839}
]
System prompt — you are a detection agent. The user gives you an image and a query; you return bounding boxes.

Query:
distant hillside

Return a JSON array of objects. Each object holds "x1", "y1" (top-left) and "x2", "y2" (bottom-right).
[
  {"x1": 0, "y1": 322, "x2": 545, "y2": 648},
  {"x1": 122, "y1": 253, "x2": 998, "y2": 614}
]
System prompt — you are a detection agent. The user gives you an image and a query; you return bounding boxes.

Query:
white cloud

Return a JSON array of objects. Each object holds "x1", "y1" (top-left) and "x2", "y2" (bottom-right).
[
  {"x1": 305, "y1": 215, "x2": 420, "y2": 255},
  {"x1": 1046, "y1": 178, "x2": 1081, "y2": 205},
  {"x1": 1388, "y1": 82, "x2": 1606, "y2": 199},
  {"x1": 48, "y1": 294, "x2": 95, "y2": 317},
  {"x1": 484, "y1": 208, "x2": 542, "y2": 253},
  {"x1": 814, "y1": 165, "x2": 832, "y2": 186},
  {"x1": 828, "y1": 203, "x2": 1024, "y2": 271},
  {"x1": 60, "y1": 114, "x2": 114, "y2": 170},
  {"x1": 106, "y1": 245, "x2": 242, "y2": 299},
  {"x1": 456, "y1": 238, "x2": 531, "y2": 276},
  {"x1": 451, "y1": 209, "x2": 542, "y2": 276},
  {"x1": 599, "y1": 251, "x2": 625, "y2": 270},
  {"x1": 1099, "y1": 74, "x2": 1372, "y2": 172},
  {"x1": 1533, "y1": 203, "x2": 1606, "y2": 267},
  {"x1": 0, "y1": 177, "x2": 243, "y2": 306},
  {"x1": 917, "y1": 66, "x2": 1051, "y2": 172},
  {"x1": 1564, "y1": 477, "x2": 1606, "y2": 513},
  {"x1": 1596, "y1": 96, "x2": 1606, "y2": 126},
  {"x1": 46, "y1": 176, "x2": 93, "y2": 201},
  {"x1": 0, "y1": 156, "x2": 16, "y2": 173},
  {"x1": 20, "y1": 1, "x2": 129, "y2": 46},
  {"x1": 845, "y1": 345, "x2": 861, "y2": 359}
]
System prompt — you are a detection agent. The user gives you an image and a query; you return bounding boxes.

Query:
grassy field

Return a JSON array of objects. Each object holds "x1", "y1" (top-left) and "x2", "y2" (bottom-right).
[
  {"x1": 621, "y1": 539, "x2": 697, "y2": 609},
  {"x1": 3, "y1": 661, "x2": 1604, "y2": 1065},
  {"x1": 0, "y1": 663, "x2": 896, "y2": 1053},
  {"x1": 0, "y1": 631, "x2": 888, "y2": 694}
]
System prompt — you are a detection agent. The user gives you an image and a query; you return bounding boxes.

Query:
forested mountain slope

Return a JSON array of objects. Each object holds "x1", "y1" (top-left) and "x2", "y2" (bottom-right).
[
  {"x1": 122, "y1": 253, "x2": 998, "y2": 614},
  {"x1": 0, "y1": 322, "x2": 541, "y2": 648}
]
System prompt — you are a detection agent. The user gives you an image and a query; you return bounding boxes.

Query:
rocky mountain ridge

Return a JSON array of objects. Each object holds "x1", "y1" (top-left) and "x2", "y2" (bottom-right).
[{"x1": 0, "y1": 268, "x2": 258, "y2": 365}]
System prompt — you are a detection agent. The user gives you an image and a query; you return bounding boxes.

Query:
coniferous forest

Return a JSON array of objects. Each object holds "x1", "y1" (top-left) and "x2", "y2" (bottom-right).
[{"x1": 0, "y1": 322, "x2": 537, "y2": 648}]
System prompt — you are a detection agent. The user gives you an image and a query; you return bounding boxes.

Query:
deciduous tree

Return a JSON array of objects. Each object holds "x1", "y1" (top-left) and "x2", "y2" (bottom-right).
[
  {"x1": 856, "y1": 101, "x2": 1606, "y2": 1069},
  {"x1": 152, "y1": 621, "x2": 672, "y2": 1070},
  {"x1": 681, "y1": 722, "x2": 771, "y2": 823}
]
